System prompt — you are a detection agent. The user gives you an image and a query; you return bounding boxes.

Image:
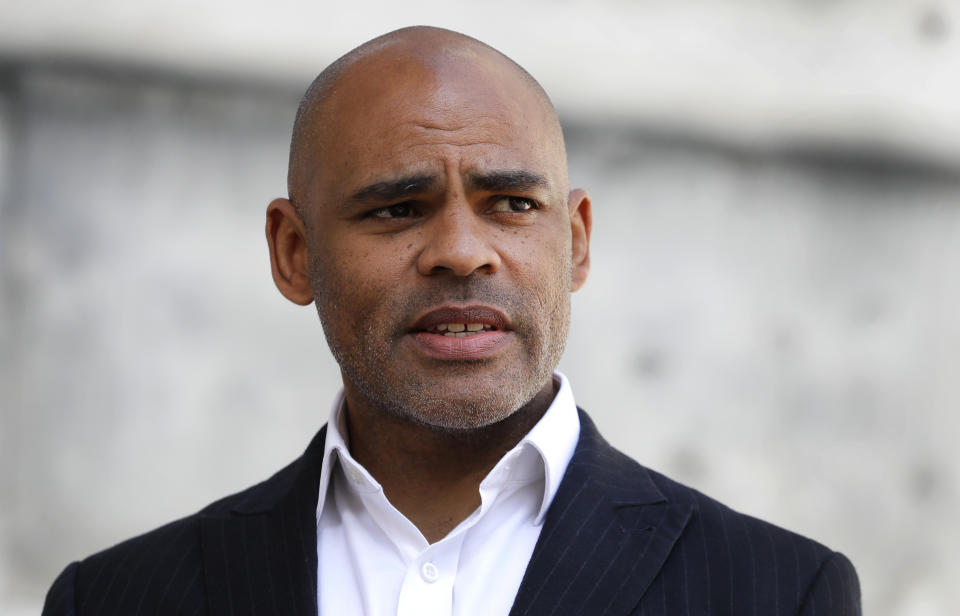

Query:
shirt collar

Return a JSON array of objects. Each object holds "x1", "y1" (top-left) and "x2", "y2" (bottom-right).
[{"x1": 315, "y1": 371, "x2": 581, "y2": 526}]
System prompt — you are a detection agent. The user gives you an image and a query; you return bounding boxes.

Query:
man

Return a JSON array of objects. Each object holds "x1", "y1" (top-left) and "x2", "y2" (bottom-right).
[{"x1": 43, "y1": 26, "x2": 861, "y2": 615}]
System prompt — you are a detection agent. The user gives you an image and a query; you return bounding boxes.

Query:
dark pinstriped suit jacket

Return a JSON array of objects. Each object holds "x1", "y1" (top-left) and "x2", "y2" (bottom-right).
[{"x1": 43, "y1": 410, "x2": 861, "y2": 615}]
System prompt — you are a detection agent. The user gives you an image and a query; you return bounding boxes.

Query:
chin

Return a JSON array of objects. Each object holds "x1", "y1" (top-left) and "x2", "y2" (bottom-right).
[
  {"x1": 391, "y1": 393, "x2": 524, "y2": 432},
  {"x1": 337, "y1": 349, "x2": 556, "y2": 432}
]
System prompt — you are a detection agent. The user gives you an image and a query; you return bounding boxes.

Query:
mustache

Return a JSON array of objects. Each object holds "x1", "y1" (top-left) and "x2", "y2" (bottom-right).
[{"x1": 390, "y1": 278, "x2": 530, "y2": 330}]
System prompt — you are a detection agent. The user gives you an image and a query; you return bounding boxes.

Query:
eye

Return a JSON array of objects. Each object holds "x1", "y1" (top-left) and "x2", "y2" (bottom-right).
[
  {"x1": 490, "y1": 196, "x2": 538, "y2": 213},
  {"x1": 370, "y1": 203, "x2": 416, "y2": 219}
]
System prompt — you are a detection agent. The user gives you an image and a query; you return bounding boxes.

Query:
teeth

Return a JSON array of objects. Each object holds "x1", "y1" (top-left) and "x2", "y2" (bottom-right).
[{"x1": 429, "y1": 323, "x2": 495, "y2": 335}]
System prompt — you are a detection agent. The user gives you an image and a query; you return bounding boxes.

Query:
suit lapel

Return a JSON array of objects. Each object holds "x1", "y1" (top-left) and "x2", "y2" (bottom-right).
[
  {"x1": 195, "y1": 411, "x2": 692, "y2": 615},
  {"x1": 201, "y1": 427, "x2": 327, "y2": 616},
  {"x1": 509, "y1": 411, "x2": 695, "y2": 616}
]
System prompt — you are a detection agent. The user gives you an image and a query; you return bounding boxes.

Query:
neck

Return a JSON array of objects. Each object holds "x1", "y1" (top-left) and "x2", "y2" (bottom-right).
[{"x1": 342, "y1": 379, "x2": 557, "y2": 543}]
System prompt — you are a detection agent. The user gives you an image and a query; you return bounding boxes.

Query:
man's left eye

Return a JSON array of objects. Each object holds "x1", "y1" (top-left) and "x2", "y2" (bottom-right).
[{"x1": 490, "y1": 197, "x2": 537, "y2": 213}]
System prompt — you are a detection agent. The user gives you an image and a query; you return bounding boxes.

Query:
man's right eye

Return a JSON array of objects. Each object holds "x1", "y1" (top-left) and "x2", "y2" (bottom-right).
[{"x1": 371, "y1": 203, "x2": 415, "y2": 219}]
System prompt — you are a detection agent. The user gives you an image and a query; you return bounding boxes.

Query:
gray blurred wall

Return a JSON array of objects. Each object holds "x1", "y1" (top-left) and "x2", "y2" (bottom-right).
[{"x1": 2, "y1": 44, "x2": 959, "y2": 616}]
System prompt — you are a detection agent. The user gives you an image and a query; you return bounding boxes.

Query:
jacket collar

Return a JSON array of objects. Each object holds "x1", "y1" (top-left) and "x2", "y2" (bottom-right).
[
  {"x1": 199, "y1": 426, "x2": 327, "y2": 615},
  {"x1": 198, "y1": 410, "x2": 694, "y2": 615},
  {"x1": 508, "y1": 409, "x2": 695, "y2": 615}
]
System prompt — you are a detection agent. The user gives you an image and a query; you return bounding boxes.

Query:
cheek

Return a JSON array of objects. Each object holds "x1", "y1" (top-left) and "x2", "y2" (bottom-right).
[
  {"x1": 507, "y1": 226, "x2": 572, "y2": 288},
  {"x1": 311, "y1": 238, "x2": 414, "y2": 321},
  {"x1": 314, "y1": 232, "x2": 379, "y2": 284}
]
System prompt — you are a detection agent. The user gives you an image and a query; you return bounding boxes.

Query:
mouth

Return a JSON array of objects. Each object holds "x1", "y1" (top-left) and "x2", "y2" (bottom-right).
[
  {"x1": 410, "y1": 305, "x2": 510, "y2": 334},
  {"x1": 423, "y1": 322, "x2": 497, "y2": 338},
  {"x1": 407, "y1": 306, "x2": 512, "y2": 359}
]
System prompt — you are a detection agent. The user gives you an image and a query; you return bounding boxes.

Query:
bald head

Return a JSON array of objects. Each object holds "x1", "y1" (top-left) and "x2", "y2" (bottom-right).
[
  {"x1": 265, "y1": 26, "x2": 592, "y2": 430},
  {"x1": 287, "y1": 26, "x2": 566, "y2": 210}
]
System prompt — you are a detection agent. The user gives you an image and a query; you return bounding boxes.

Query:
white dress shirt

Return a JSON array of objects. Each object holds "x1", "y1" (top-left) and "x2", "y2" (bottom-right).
[{"x1": 315, "y1": 372, "x2": 581, "y2": 616}]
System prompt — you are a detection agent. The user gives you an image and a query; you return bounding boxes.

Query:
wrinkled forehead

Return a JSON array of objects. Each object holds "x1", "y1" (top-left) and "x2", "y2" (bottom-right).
[{"x1": 300, "y1": 45, "x2": 567, "y2": 201}]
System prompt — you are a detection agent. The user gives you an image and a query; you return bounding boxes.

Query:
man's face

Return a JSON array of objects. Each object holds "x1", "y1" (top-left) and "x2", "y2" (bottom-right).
[{"x1": 297, "y1": 51, "x2": 589, "y2": 430}]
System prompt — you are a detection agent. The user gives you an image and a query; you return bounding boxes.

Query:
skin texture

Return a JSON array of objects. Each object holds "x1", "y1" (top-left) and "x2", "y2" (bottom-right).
[{"x1": 265, "y1": 27, "x2": 592, "y2": 541}]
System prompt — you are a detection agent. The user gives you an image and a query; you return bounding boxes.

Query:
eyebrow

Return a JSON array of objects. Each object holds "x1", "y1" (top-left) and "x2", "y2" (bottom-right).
[
  {"x1": 465, "y1": 170, "x2": 549, "y2": 193},
  {"x1": 345, "y1": 169, "x2": 549, "y2": 206},
  {"x1": 348, "y1": 174, "x2": 439, "y2": 203}
]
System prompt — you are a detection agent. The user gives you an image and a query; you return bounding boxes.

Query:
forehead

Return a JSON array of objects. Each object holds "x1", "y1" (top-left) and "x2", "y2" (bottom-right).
[{"x1": 309, "y1": 48, "x2": 564, "y2": 197}]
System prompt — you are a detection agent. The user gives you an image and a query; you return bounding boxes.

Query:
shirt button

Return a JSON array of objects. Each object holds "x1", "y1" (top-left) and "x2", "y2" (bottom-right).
[
  {"x1": 420, "y1": 562, "x2": 439, "y2": 583},
  {"x1": 347, "y1": 468, "x2": 364, "y2": 485}
]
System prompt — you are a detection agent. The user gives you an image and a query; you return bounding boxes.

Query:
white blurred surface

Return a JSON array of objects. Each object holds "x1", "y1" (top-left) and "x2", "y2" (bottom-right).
[
  {"x1": 2, "y1": 2, "x2": 959, "y2": 614},
  {"x1": 2, "y1": 0, "x2": 959, "y2": 165}
]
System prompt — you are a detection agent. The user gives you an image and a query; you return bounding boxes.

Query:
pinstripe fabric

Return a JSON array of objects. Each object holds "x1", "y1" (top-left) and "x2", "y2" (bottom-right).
[
  {"x1": 509, "y1": 411, "x2": 861, "y2": 616},
  {"x1": 43, "y1": 412, "x2": 860, "y2": 615},
  {"x1": 42, "y1": 427, "x2": 327, "y2": 616}
]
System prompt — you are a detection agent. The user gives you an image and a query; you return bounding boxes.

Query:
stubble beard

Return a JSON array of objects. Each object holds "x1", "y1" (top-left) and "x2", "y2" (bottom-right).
[{"x1": 309, "y1": 255, "x2": 572, "y2": 432}]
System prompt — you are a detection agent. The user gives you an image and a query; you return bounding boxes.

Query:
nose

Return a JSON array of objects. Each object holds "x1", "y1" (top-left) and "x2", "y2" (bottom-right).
[{"x1": 416, "y1": 202, "x2": 502, "y2": 277}]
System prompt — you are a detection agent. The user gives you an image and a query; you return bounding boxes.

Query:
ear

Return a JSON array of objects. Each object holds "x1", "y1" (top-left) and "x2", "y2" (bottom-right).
[
  {"x1": 568, "y1": 188, "x2": 592, "y2": 292},
  {"x1": 265, "y1": 198, "x2": 314, "y2": 305}
]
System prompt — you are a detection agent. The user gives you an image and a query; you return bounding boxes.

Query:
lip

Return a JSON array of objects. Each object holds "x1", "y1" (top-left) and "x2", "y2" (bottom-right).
[
  {"x1": 407, "y1": 305, "x2": 513, "y2": 360},
  {"x1": 409, "y1": 305, "x2": 511, "y2": 332}
]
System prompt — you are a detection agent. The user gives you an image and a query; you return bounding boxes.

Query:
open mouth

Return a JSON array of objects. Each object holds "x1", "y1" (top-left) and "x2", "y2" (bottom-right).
[
  {"x1": 423, "y1": 323, "x2": 497, "y2": 338},
  {"x1": 407, "y1": 306, "x2": 512, "y2": 359},
  {"x1": 410, "y1": 305, "x2": 510, "y2": 335}
]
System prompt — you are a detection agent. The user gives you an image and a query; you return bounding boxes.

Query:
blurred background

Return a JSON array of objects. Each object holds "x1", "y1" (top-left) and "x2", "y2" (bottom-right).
[{"x1": 2, "y1": 1, "x2": 959, "y2": 614}]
